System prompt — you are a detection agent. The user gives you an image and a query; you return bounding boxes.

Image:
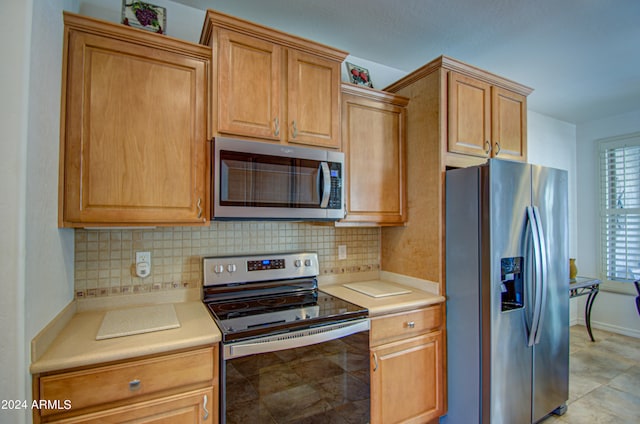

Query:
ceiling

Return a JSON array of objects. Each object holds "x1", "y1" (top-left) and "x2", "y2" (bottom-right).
[{"x1": 175, "y1": 0, "x2": 640, "y2": 124}]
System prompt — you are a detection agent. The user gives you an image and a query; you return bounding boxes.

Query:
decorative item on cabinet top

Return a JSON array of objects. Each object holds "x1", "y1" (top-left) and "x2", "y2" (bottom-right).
[
  {"x1": 121, "y1": 0, "x2": 166, "y2": 34},
  {"x1": 346, "y1": 61, "x2": 374, "y2": 88}
]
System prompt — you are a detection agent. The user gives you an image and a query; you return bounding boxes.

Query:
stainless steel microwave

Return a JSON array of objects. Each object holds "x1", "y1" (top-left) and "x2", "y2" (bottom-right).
[{"x1": 212, "y1": 137, "x2": 345, "y2": 220}]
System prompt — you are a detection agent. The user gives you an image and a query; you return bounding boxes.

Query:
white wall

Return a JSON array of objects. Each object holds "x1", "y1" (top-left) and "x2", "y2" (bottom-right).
[
  {"x1": 576, "y1": 108, "x2": 640, "y2": 337},
  {"x1": 527, "y1": 111, "x2": 579, "y2": 323},
  {"x1": 1, "y1": 1, "x2": 32, "y2": 422},
  {"x1": 0, "y1": 1, "x2": 79, "y2": 423},
  {"x1": 25, "y1": 0, "x2": 77, "y2": 347}
]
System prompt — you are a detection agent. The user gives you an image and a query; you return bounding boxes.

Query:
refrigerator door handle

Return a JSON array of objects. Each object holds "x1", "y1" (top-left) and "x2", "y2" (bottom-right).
[
  {"x1": 523, "y1": 212, "x2": 534, "y2": 336},
  {"x1": 532, "y1": 206, "x2": 548, "y2": 345},
  {"x1": 526, "y1": 206, "x2": 543, "y2": 347}
]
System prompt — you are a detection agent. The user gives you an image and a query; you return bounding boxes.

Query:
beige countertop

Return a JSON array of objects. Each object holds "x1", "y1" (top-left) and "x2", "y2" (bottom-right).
[
  {"x1": 30, "y1": 272, "x2": 442, "y2": 375},
  {"x1": 322, "y1": 278, "x2": 445, "y2": 316},
  {"x1": 30, "y1": 301, "x2": 221, "y2": 374}
]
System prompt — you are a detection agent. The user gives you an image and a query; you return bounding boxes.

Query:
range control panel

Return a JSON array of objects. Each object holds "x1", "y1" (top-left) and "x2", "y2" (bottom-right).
[
  {"x1": 203, "y1": 252, "x2": 319, "y2": 286},
  {"x1": 247, "y1": 258, "x2": 286, "y2": 272}
]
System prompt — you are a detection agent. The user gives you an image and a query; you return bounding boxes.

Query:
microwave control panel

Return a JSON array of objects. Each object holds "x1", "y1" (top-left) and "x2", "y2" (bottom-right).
[{"x1": 329, "y1": 162, "x2": 342, "y2": 209}]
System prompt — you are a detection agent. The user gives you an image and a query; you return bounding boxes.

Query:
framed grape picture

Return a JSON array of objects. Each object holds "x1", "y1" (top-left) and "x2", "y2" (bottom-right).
[
  {"x1": 122, "y1": 1, "x2": 166, "y2": 34},
  {"x1": 346, "y1": 62, "x2": 373, "y2": 88}
]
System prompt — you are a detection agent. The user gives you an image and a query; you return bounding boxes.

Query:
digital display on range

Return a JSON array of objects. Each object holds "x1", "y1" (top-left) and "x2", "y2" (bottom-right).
[{"x1": 247, "y1": 258, "x2": 285, "y2": 271}]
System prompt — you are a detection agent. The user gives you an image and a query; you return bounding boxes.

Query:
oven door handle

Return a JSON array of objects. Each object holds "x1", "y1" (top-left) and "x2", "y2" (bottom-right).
[{"x1": 224, "y1": 319, "x2": 370, "y2": 360}]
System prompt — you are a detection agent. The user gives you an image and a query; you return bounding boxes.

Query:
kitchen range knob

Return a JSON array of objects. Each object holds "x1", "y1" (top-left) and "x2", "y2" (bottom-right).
[
  {"x1": 294, "y1": 259, "x2": 302, "y2": 267},
  {"x1": 227, "y1": 264, "x2": 237, "y2": 273},
  {"x1": 214, "y1": 264, "x2": 224, "y2": 274},
  {"x1": 304, "y1": 259, "x2": 312, "y2": 267}
]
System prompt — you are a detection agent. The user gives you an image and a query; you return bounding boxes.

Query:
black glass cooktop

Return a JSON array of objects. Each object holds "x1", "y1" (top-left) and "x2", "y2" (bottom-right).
[{"x1": 205, "y1": 290, "x2": 367, "y2": 343}]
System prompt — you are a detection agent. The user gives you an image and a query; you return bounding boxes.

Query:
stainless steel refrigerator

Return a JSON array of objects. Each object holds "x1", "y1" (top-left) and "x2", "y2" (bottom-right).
[{"x1": 444, "y1": 159, "x2": 569, "y2": 424}]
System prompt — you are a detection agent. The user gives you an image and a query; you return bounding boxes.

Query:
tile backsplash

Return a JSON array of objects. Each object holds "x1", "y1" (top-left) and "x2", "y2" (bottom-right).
[{"x1": 74, "y1": 222, "x2": 380, "y2": 299}]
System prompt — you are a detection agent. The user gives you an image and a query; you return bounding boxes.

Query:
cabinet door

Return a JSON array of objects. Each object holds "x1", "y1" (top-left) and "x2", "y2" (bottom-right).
[
  {"x1": 61, "y1": 29, "x2": 208, "y2": 226},
  {"x1": 341, "y1": 90, "x2": 406, "y2": 225},
  {"x1": 217, "y1": 29, "x2": 282, "y2": 140},
  {"x1": 50, "y1": 388, "x2": 214, "y2": 424},
  {"x1": 287, "y1": 50, "x2": 341, "y2": 148},
  {"x1": 492, "y1": 86, "x2": 527, "y2": 162},
  {"x1": 448, "y1": 71, "x2": 492, "y2": 158},
  {"x1": 370, "y1": 332, "x2": 444, "y2": 424}
]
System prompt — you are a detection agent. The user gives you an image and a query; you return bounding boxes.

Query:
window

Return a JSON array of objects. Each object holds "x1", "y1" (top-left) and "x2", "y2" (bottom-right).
[{"x1": 599, "y1": 133, "x2": 640, "y2": 283}]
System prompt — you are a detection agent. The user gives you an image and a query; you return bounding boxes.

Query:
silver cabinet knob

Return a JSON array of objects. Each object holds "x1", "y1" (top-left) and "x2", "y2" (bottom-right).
[
  {"x1": 129, "y1": 379, "x2": 141, "y2": 391},
  {"x1": 407, "y1": 321, "x2": 416, "y2": 329}
]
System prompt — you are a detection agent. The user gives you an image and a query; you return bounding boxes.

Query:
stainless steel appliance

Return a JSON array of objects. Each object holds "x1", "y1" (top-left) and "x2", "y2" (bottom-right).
[
  {"x1": 203, "y1": 252, "x2": 370, "y2": 423},
  {"x1": 445, "y1": 159, "x2": 569, "y2": 423},
  {"x1": 212, "y1": 137, "x2": 345, "y2": 220}
]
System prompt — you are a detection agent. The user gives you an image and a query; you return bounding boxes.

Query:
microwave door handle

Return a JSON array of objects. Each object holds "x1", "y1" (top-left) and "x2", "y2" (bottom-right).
[{"x1": 319, "y1": 162, "x2": 331, "y2": 208}]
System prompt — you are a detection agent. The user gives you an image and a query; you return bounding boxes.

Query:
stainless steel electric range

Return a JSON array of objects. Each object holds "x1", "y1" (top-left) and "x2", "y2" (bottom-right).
[{"x1": 203, "y1": 252, "x2": 370, "y2": 424}]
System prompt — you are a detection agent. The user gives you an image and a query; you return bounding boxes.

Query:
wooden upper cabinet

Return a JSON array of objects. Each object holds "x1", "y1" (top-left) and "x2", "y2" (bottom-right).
[
  {"x1": 444, "y1": 62, "x2": 532, "y2": 167},
  {"x1": 217, "y1": 29, "x2": 282, "y2": 140},
  {"x1": 201, "y1": 9, "x2": 347, "y2": 149},
  {"x1": 492, "y1": 86, "x2": 527, "y2": 161},
  {"x1": 340, "y1": 84, "x2": 408, "y2": 226},
  {"x1": 59, "y1": 13, "x2": 210, "y2": 227},
  {"x1": 287, "y1": 50, "x2": 341, "y2": 148},
  {"x1": 448, "y1": 71, "x2": 492, "y2": 158}
]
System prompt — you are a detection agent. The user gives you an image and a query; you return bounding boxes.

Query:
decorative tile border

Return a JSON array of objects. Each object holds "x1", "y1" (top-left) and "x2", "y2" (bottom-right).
[{"x1": 74, "y1": 222, "x2": 380, "y2": 299}]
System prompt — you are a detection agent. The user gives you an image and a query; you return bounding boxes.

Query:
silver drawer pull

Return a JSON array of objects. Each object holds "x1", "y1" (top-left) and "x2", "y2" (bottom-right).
[
  {"x1": 407, "y1": 321, "x2": 416, "y2": 329},
  {"x1": 129, "y1": 379, "x2": 141, "y2": 391},
  {"x1": 203, "y1": 394, "x2": 209, "y2": 420}
]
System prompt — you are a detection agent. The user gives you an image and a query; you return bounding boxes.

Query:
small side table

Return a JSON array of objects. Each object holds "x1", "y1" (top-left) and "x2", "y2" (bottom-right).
[{"x1": 569, "y1": 277, "x2": 601, "y2": 342}]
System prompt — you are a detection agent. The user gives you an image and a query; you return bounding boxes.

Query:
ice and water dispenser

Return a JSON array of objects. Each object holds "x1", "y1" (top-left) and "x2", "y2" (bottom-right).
[{"x1": 500, "y1": 257, "x2": 524, "y2": 311}]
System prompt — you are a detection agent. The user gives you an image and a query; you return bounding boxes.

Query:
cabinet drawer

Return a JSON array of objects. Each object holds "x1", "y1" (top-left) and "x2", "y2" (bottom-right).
[
  {"x1": 38, "y1": 347, "x2": 214, "y2": 417},
  {"x1": 370, "y1": 305, "x2": 442, "y2": 346}
]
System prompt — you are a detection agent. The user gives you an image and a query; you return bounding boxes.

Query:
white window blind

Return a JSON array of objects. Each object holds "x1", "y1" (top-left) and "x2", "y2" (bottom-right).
[{"x1": 599, "y1": 133, "x2": 640, "y2": 283}]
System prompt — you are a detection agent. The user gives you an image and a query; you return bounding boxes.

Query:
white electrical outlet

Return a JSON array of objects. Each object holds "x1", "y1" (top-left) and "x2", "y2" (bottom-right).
[
  {"x1": 338, "y1": 245, "x2": 347, "y2": 260},
  {"x1": 135, "y1": 251, "x2": 151, "y2": 278}
]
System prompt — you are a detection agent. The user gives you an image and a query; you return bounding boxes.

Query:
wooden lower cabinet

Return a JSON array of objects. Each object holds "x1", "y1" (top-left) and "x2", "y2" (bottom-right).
[
  {"x1": 370, "y1": 305, "x2": 445, "y2": 424},
  {"x1": 47, "y1": 388, "x2": 214, "y2": 424},
  {"x1": 33, "y1": 346, "x2": 218, "y2": 424}
]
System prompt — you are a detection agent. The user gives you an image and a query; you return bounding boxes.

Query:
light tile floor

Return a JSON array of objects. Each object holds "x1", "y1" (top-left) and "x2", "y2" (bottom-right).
[{"x1": 542, "y1": 325, "x2": 640, "y2": 423}]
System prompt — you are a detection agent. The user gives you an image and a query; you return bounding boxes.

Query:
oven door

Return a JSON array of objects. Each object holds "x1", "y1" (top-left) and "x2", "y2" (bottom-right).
[
  {"x1": 221, "y1": 319, "x2": 370, "y2": 424},
  {"x1": 213, "y1": 137, "x2": 344, "y2": 220}
]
